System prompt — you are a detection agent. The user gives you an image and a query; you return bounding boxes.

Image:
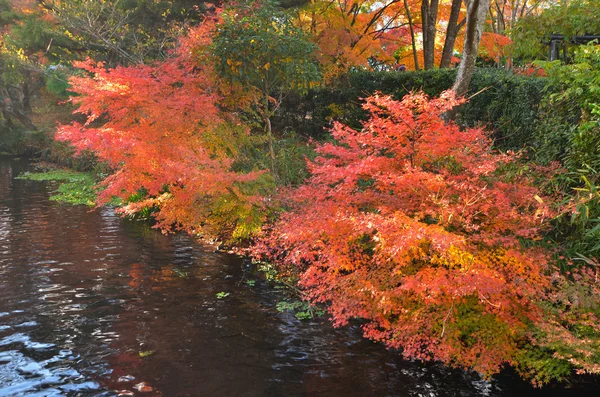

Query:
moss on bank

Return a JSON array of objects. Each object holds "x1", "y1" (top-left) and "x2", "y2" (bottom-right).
[{"x1": 16, "y1": 169, "x2": 97, "y2": 206}]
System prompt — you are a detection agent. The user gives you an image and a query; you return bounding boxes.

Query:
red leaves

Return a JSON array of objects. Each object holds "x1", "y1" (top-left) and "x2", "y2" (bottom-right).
[
  {"x1": 255, "y1": 91, "x2": 555, "y2": 375},
  {"x1": 57, "y1": 19, "x2": 266, "y2": 240}
]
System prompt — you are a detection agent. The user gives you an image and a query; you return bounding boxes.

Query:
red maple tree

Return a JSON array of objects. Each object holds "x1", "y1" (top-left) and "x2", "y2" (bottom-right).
[
  {"x1": 57, "y1": 17, "x2": 268, "y2": 240},
  {"x1": 255, "y1": 91, "x2": 556, "y2": 375}
]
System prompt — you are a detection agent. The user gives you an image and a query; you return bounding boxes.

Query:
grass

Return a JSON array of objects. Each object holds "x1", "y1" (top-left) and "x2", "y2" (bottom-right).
[{"x1": 16, "y1": 169, "x2": 97, "y2": 206}]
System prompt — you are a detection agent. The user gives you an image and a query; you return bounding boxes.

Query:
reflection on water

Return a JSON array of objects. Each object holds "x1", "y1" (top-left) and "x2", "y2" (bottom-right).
[{"x1": 0, "y1": 156, "x2": 599, "y2": 397}]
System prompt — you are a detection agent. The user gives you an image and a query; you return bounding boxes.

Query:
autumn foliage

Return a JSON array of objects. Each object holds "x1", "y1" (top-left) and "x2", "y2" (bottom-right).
[
  {"x1": 52, "y1": 4, "x2": 600, "y2": 384},
  {"x1": 478, "y1": 32, "x2": 512, "y2": 63},
  {"x1": 56, "y1": 18, "x2": 269, "y2": 241},
  {"x1": 255, "y1": 91, "x2": 558, "y2": 376},
  {"x1": 295, "y1": 0, "x2": 396, "y2": 81}
]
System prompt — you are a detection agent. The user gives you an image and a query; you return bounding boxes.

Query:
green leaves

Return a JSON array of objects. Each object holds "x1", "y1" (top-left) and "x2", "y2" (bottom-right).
[
  {"x1": 212, "y1": 0, "x2": 320, "y2": 96},
  {"x1": 276, "y1": 300, "x2": 324, "y2": 320},
  {"x1": 512, "y1": 0, "x2": 600, "y2": 61},
  {"x1": 16, "y1": 170, "x2": 97, "y2": 206},
  {"x1": 537, "y1": 43, "x2": 600, "y2": 170}
]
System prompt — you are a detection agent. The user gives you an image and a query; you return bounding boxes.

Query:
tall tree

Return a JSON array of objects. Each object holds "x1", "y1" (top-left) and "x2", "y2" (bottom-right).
[
  {"x1": 403, "y1": 0, "x2": 420, "y2": 70},
  {"x1": 421, "y1": 0, "x2": 439, "y2": 69},
  {"x1": 439, "y1": 0, "x2": 465, "y2": 68},
  {"x1": 57, "y1": 18, "x2": 270, "y2": 242},
  {"x1": 293, "y1": 0, "x2": 407, "y2": 79},
  {"x1": 452, "y1": 0, "x2": 491, "y2": 97},
  {"x1": 0, "y1": 0, "x2": 40, "y2": 131},
  {"x1": 37, "y1": 0, "x2": 212, "y2": 65},
  {"x1": 489, "y1": 0, "x2": 545, "y2": 35},
  {"x1": 213, "y1": 0, "x2": 320, "y2": 174}
]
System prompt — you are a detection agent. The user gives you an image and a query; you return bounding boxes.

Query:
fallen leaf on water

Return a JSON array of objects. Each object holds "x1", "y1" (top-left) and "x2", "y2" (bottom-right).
[{"x1": 134, "y1": 382, "x2": 154, "y2": 392}]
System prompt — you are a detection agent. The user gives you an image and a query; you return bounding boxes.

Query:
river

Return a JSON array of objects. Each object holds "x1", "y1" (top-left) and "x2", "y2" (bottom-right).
[{"x1": 0, "y1": 156, "x2": 598, "y2": 397}]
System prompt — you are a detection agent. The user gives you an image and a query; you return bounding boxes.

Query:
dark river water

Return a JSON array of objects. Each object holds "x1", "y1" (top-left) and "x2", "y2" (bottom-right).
[{"x1": 1, "y1": 155, "x2": 599, "y2": 397}]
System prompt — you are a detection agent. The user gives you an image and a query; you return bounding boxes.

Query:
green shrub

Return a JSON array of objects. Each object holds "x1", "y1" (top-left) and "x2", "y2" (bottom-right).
[
  {"x1": 0, "y1": 128, "x2": 26, "y2": 154},
  {"x1": 534, "y1": 44, "x2": 600, "y2": 172},
  {"x1": 274, "y1": 68, "x2": 546, "y2": 151},
  {"x1": 0, "y1": 127, "x2": 53, "y2": 156},
  {"x1": 233, "y1": 130, "x2": 316, "y2": 187},
  {"x1": 534, "y1": 44, "x2": 600, "y2": 266},
  {"x1": 45, "y1": 66, "x2": 71, "y2": 98}
]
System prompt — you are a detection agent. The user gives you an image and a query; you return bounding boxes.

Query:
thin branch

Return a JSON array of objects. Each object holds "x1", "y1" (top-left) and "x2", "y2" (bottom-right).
[{"x1": 441, "y1": 302, "x2": 454, "y2": 337}]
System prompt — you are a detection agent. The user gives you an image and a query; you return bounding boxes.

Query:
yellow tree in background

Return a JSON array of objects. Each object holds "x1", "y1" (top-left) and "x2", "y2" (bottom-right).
[{"x1": 294, "y1": 0, "x2": 407, "y2": 80}]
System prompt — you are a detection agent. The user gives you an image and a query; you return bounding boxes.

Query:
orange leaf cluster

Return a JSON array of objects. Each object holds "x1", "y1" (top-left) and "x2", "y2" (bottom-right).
[
  {"x1": 255, "y1": 91, "x2": 556, "y2": 375},
  {"x1": 296, "y1": 0, "x2": 399, "y2": 81},
  {"x1": 478, "y1": 32, "x2": 513, "y2": 62},
  {"x1": 57, "y1": 18, "x2": 265, "y2": 239}
]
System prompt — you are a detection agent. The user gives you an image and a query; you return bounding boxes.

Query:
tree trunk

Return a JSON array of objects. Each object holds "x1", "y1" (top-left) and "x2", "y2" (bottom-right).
[
  {"x1": 0, "y1": 86, "x2": 37, "y2": 131},
  {"x1": 264, "y1": 91, "x2": 276, "y2": 175},
  {"x1": 404, "y1": 0, "x2": 420, "y2": 70},
  {"x1": 440, "y1": 0, "x2": 464, "y2": 68},
  {"x1": 266, "y1": 115, "x2": 276, "y2": 175},
  {"x1": 1, "y1": 110, "x2": 15, "y2": 128},
  {"x1": 22, "y1": 80, "x2": 33, "y2": 114},
  {"x1": 0, "y1": 105, "x2": 37, "y2": 131},
  {"x1": 452, "y1": 0, "x2": 491, "y2": 98},
  {"x1": 421, "y1": 0, "x2": 440, "y2": 70},
  {"x1": 11, "y1": 109, "x2": 37, "y2": 131}
]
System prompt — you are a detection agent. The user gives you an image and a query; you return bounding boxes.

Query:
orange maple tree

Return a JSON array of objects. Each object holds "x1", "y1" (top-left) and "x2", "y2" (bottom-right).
[
  {"x1": 56, "y1": 17, "x2": 269, "y2": 241},
  {"x1": 295, "y1": 0, "x2": 405, "y2": 80},
  {"x1": 478, "y1": 31, "x2": 512, "y2": 63},
  {"x1": 255, "y1": 91, "x2": 557, "y2": 376}
]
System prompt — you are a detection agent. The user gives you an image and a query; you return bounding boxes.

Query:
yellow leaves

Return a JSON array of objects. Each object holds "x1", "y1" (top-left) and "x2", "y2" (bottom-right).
[
  {"x1": 432, "y1": 245, "x2": 475, "y2": 270},
  {"x1": 14, "y1": 47, "x2": 27, "y2": 62},
  {"x1": 63, "y1": 29, "x2": 75, "y2": 40},
  {"x1": 295, "y1": 1, "x2": 393, "y2": 82},
  {"x1": 326, "y1": 103, "x2": 346, "y2": 119},
  {"x1": 98, "y1": 79, "x2": 130, "y2": 94},
  {"x1": 0, "y1": 39, "x2": 27, "y2": 63},
  {"x1": 264, "y1": 62, "x2": 270, "y2": 70},
  {"x1": 475, "y1": 248, "x2": 543, "y2": 285},
  {"x1": 226, "y1": 58, "x2": 243, "y2": 73}
]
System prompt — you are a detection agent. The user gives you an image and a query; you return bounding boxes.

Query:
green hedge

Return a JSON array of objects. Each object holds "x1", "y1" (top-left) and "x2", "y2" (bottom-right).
[{"x1": 274, "y1": 68, "x2": 546, "y2": 151}]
